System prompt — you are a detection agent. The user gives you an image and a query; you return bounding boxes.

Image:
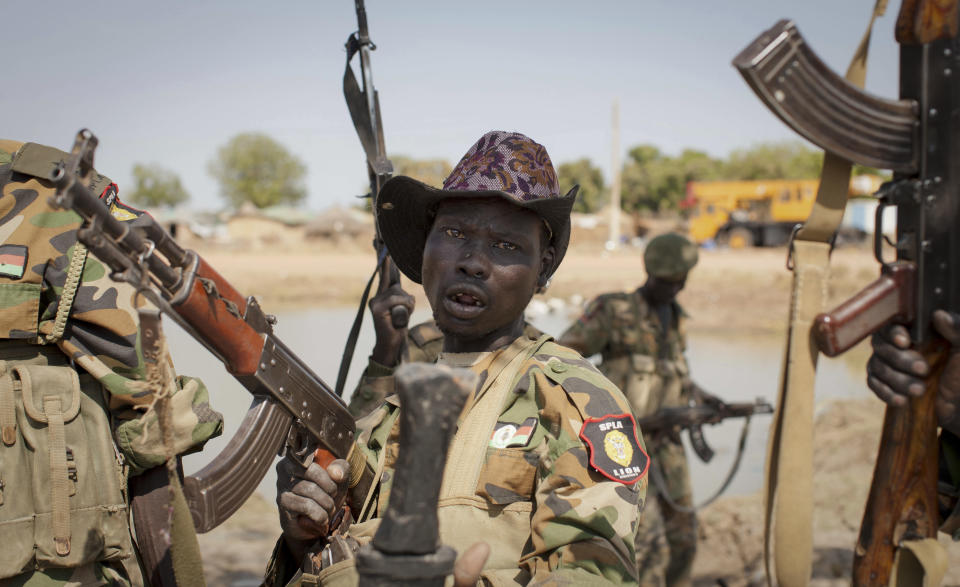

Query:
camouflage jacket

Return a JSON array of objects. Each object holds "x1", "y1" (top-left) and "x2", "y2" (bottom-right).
[
  {"x1": 0, "y1": 141, "x2": 222, "y2": 583},
  {"x1": 333, "y1": 333, "x2": 644, "y2": 585},
  {"x1": 347, "y1": 320, "x2": 542, "y2": 418},
  {"x1": 558, "y1": 289, "x2": 691, "y2": 419}
]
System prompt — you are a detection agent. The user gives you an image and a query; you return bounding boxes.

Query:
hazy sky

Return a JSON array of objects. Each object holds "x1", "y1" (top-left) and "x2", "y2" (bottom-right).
[{"x1": 6, "y1": 1, "x2": 899, "y2": 212}]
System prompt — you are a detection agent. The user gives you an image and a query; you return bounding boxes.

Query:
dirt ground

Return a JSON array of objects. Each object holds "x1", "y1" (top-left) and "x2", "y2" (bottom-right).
[{"x1": 191, "y1": 240, "x2": 960, "y2": 585}]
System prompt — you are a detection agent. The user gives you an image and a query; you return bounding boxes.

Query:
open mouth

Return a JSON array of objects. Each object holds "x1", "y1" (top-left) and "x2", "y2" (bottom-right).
[
  {"x1": 442, "y1": 285, "x2": 487, "y2": 319},
  {"x1": 450, "y1": 292, "x2": 483, "y2": 307}
]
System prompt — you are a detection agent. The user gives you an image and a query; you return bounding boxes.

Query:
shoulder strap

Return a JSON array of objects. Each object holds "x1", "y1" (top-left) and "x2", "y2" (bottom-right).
[
  {"x1": 764, "y1": 3, "x2": 887, "y2": 584},
  {"x1": 12, "y1": 143, "x2": 114, "y2": 196}
]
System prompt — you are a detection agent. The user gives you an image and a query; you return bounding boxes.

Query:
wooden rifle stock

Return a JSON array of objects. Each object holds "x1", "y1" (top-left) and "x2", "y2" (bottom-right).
[{"x1": 853, "y1": 346, "x2": 945, "y2": 586}]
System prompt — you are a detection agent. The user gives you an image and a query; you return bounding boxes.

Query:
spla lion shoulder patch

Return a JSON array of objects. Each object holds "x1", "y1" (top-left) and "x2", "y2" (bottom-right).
[
  {"x1": 579, "y1": 414, "x2": 649, "y2": 485},
  {"x1": 99, "y1": 183, "x2": 144, "y2": 222}
]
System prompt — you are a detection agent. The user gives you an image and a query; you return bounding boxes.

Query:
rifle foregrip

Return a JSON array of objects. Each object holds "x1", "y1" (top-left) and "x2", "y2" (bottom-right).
[
  {"x1": 814, "y1": 264, "x2": 915, "y2": 357},
  {"x1": 173, "y1": 255, "x2": 264, "y2": 375}
]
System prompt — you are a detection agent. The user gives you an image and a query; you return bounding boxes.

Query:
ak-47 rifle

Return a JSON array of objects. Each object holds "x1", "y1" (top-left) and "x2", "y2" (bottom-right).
[
  {"x1": 735, "y1": 3, "x2": 960, "y2": 583},
  {"x1": 335, "y1": 0, "x2": 408, "y2": 397},
  {"x1": 636, "y1": 397, "x2": 773, "y2": 463},
  {"x1": 639, "y1": 396, "x2": 772, "y2": 512},
  {"x1": 48, "y1": 129, "x2": 374, "y2": 535}
]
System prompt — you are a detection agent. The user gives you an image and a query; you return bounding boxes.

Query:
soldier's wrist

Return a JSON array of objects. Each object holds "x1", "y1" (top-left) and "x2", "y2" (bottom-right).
[{"x1": 366, "y1": 357, "x2": 397, "y2": 377}]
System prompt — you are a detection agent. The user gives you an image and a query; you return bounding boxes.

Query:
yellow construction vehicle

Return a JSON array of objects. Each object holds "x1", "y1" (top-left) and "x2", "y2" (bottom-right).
[{"x1": 681, "y1": 176, "x2": 883, "y2": 247}]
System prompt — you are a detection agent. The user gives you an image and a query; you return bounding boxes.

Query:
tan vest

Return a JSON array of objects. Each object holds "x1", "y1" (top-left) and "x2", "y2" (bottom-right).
[{"x1": 314, "y1": 336, "x2": 548, "y2": 586}]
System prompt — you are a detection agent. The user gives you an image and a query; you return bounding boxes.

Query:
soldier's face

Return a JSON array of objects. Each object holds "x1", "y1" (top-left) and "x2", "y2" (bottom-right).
[{"x1": 422, "y1": 198, "x2": 554, "y2": 352}]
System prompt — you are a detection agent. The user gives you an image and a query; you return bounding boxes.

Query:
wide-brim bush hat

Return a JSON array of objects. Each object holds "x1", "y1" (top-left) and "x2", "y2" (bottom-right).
[{"x1": 376, "y1": 130, "x2": 578, "y2": 284}]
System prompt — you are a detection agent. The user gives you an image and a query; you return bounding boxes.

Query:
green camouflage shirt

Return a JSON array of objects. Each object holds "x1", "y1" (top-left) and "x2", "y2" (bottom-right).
[
  {"x1": 347, "y1": 333, "x2": 646, "y2": 584},
  {"x1": 558, "y1": 289, "x2": 690, "y2": 419},
  {"x1": 347, "y1": 320, "x2": 542, "y2": 418},
  {"x1": 0, "y1": 140, "x2": 222, "y2": 585}
]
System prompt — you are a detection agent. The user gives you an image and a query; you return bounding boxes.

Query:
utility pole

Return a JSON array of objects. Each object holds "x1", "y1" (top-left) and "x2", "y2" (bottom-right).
[{"x1": 608, "y1": 98, "x2": 621, "y2": 249}]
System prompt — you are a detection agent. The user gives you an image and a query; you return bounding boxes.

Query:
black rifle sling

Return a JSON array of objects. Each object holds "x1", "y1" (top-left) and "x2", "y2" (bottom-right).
[
  {"x1": 652, "y1": 416, "x2": 753, "y2": 514},
  {"x1": 334, "y1": 250, "x2": 384, "y2": 397},
  {"x1": 343, "y1": 34, "x2": 379, "y2": 164},
  {"x1": 335, "y1": 32, "x2": 385, "y2": 399}
]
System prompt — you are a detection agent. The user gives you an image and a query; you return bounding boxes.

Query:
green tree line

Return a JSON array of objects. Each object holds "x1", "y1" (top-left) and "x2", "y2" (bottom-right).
[{"x1": 129, "y1": 133, "x2": 885, "y2": 212}]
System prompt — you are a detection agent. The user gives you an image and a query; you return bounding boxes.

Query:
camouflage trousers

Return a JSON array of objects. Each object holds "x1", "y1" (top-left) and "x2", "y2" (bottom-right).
[{"x1": 637, "y1": 436, "x2": 697, "y2": 587}]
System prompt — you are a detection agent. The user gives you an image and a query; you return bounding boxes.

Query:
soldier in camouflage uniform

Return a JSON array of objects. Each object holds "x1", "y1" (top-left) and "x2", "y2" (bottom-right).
[
  {"x1": 268, "y1": 131, "x2": 648, "y2": 585},
  {"x1": 558, "y1": 233, "x2": 703, "y2": 587},
  {"x1": 0, "y1": 140, "x2": 222, "y2": 585},
  {"x1": 347, "y1": 318, "x2": 543, "y2": 418}
]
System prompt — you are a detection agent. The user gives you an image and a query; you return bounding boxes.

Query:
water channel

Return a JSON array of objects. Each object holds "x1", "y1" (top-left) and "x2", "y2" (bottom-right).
[{"x1": 176, "y1": 306, "x2": 873, "y2": 505}]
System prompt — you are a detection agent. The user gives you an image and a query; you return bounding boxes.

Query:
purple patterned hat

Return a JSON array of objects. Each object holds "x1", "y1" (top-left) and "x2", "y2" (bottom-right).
[{"x1": 376, "y1": 130, "x2": 578, "y2": 284}]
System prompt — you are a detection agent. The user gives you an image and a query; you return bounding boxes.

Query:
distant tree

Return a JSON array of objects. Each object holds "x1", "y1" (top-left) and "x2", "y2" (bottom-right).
[
  {"x1": 620, "y1": 145, "x2": 723, "y2": 212},
  {"x1": 390, "y1": 155, "x2": 452, "y2": 188},
  {"x1": 557, "y1": 158, "x2": 606, "y2": 213},
  {"x1": 127, "y1": 163, "x2": 190, "y2": 208},
  {"x1": 720, "y1": 141, "x2": 822, "y2": 180},
  {"x1": 208, "y1": 133, "x2": 307, "y2": 209}
]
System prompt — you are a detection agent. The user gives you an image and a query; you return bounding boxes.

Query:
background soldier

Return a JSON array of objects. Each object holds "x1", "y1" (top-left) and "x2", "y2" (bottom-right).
[
  {"x1": 558, "y1": 232, "x2": 707, "y2": 586},
  {"x1": 0, "y1": 140, "x2": 222, "y2": 585},
  {"x1": 268, "y1": 130, "x2": 647, "y2": 585}
]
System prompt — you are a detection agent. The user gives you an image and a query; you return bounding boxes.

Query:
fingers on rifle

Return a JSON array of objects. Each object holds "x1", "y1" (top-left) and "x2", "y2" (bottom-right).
[
  {"x1": 872, "y1": 333, "x2": 929, "y2": 377},
  {"x1": 278, "y1": 489, "x2": 330, "y2": 533},
  {"x1": 878, "y1": 324, "x2": 912, "y2": 349},
  {"x1": 933, "y1": 310, "x2": 960, "y2": 347},
  {"x1": 371, "y1": 292, "x2": 414, "y2": 315},
  {"x1": 872, "y1": 351, "x2": 927, "y2": 397},
  {"x1": 867, "y1": 373, "x2": 907, "y2": 407},
  {"x1": 302, "y1": 461, "x2": 345, "y2": 499},
  {"x1": 452, "y1": 542, "x2": 491, "y2": 587}
]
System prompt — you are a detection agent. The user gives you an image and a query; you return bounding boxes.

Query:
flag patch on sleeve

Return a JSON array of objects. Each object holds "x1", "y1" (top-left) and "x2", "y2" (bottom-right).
[
  {"x1": 489, "y1": 417, "x2": 538, "y2": 449},
  {"x1": 579, "y1": 414, "x2": 648, "y2": 485},
  {"x1": 0, "y1": 245, "x2": 28, "y2": 279}
]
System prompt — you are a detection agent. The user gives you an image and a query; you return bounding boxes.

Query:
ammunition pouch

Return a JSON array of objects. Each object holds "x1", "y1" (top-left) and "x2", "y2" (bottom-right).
[{"x1": 0, "y1": 343, "x2": 134, "y2": 579}]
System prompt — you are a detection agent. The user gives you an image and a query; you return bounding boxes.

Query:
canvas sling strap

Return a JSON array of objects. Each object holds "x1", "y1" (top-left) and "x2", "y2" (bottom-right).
[
  {"x1": 763, "y1": 2, "x2": 888, "y2": 585},
  {"x1": 435, "y1": 335, "x2": 549, "y2": 574},
  {"x1": 137, "y1": 309, "x2": 206, "y2": 587},
  {"x1": 439, "y1": 334, "x2": 547, "y2": 500}
]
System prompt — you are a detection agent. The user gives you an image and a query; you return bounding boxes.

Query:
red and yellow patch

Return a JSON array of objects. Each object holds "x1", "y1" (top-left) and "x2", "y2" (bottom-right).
[{"x1": 579, "y1": 414, "x2": 648, "y2": 485}]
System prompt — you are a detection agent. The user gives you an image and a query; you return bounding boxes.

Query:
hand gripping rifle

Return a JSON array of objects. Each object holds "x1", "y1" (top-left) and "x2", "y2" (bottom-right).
[
  {"x1": 637, "y1": 397, "x2": 772, "y2": 511},
  {"x1": 49, "y1": 130, "x2": 374, "y2": 536},
  {"x1": 335, "y1": 0, "x2": 409, "y2": 397},
  {"x1": 735, "y1": 5, "x2": 959, "y2": 583}
]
